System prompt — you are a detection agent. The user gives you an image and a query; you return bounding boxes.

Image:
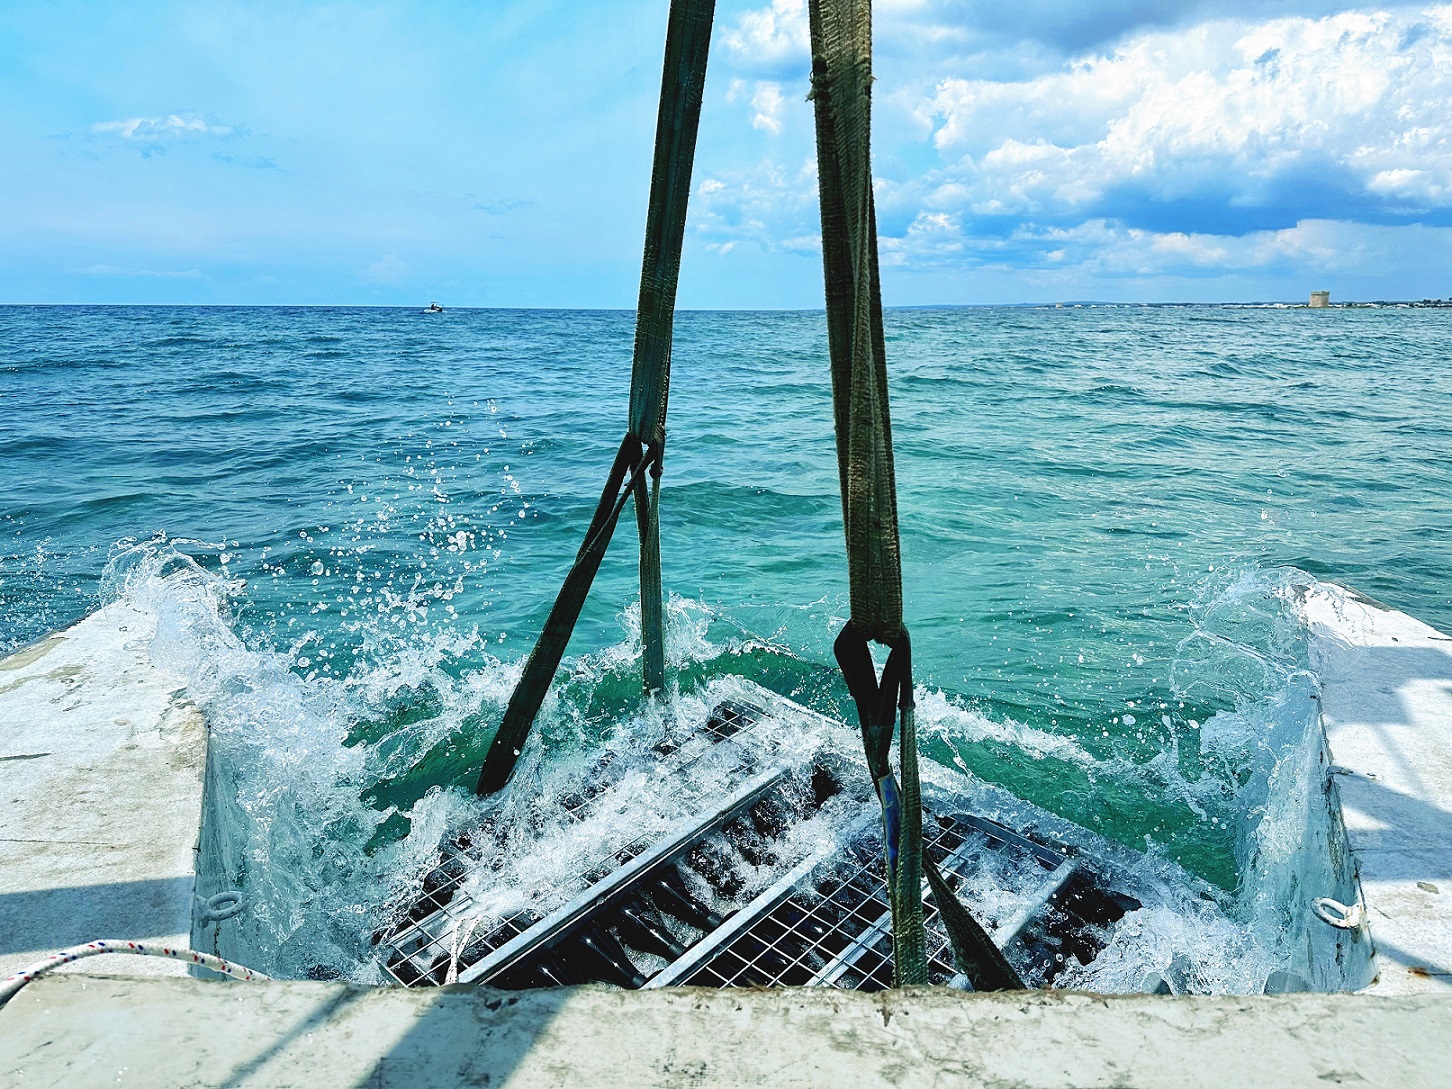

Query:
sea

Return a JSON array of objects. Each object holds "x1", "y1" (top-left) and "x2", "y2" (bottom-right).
[{"x1": 3, "y1": 303, "x2": 1449, "y2": 988}]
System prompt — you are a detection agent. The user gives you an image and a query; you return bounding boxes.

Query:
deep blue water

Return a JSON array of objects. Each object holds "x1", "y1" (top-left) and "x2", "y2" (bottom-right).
[{"x1": 3, "y1": 304, "x2": 1450, "y2": 902}]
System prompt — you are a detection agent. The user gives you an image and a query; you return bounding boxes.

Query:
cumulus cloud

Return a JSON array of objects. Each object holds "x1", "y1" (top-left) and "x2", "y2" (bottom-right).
[
  {"x1": 693, "y1": 157, "x2": 820, "y2": 253},
  {"x1": 919, "y1": 7, "x2": 1452, "y2": 229},
  {"x1": 877, "y1": 214, "x2": 1452, "y2": 289},
  {"x1": 875, "y1": 0, "x2": 1429, "y2": 56},
  {"x1": 722, "y1": 0, "x2": 810, "y2": 77},
  {"x1": 722, "y1": 0, "x2": 1430, "y2": 76},
  {"x1": 728, "y1": 79, "x2": 789, "y2": 135},
  {"x1": 706, "y1": 4, "x2": 1452, "y2": 289}
]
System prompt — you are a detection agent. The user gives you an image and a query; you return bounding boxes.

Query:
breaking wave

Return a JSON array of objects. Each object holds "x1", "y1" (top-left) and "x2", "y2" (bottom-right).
[{"x1": 100, "y1": 538, "x2": 1366, "y2": 992}]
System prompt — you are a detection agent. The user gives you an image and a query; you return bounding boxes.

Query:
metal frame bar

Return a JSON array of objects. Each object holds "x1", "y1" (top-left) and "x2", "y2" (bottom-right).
[
  {"x1": 799, "y1": 819, "x2": 1074, "y2": 988},
  {"x1": 382, "y1": 697, "x2": 776, "y2": 985},
  {"x1": 993, "y1": 859, "x2": 1076, "y2": 947},
  {"x1": 951, "y1": 812, "x2": 1070, "y2": 869},
  {"x1": 805, "y1": 820, "x2": 991, "y2": 987},
  {"x1": 806, "y1": 908, "x2": 893, "y2": 987},
  {"x1": 644, "y1": 811, "x2": 876, "y2": 989},
  {"x1": 383, "y1": 681, "x2": 1096, "y2": 994},
  {"x1": 458, "y1": 765, "x2": 789, "y2": 985}
]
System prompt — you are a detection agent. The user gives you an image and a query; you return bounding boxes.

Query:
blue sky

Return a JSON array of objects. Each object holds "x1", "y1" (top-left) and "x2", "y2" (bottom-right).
[{"x1": 2, "y1": 0, "x2": 1449, "y2": 306}]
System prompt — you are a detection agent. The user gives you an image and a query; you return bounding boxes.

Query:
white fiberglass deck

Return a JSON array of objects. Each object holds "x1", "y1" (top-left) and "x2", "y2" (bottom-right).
[
  {"x1": 0, "y1": 603, "x2": 206, "y2": 982},
  {"x1": 1302, "y1": 583, "x2": 1452, "y2": 994},
  {"x1": 4, "y1": 584, "x2": 1452, "y2": 1084}
]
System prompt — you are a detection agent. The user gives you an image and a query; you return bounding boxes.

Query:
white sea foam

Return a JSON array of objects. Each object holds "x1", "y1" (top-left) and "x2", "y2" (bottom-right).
[
  {"x1": 914, "y1": 687, "x2": 1097, "y2": 765},
  {"x1": 99, "y1": 538, "x2": 1366, "y2": 992},
  {"x1": 1070, "y1": 566, "x2": 1368, "y2": 992}
]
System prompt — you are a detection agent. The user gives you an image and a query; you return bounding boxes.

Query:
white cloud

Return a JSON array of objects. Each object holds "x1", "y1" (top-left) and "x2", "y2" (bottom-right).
[
  {"x1": 921, "y1": 8, "x2": 1452, "y2": 217},
  {"x1": 749, "y1": 82, "x2": 787, "y2": 135},
  {"x1": 879, "y1": 214, "x2": 1452, "y2": 285},
  {"x1": 728, "y1": 79, "x2": 789, "y2": 135},
  {"x1": 693, "y1": 157, "x2": 819, "y2": 252},
  {"x1": 723, "y1": 0, "x2": 810, "y2": 75},
  {"x1": 877, "y1": 210, "x2": 965, "y2": 266},
  {"x1": 91, "y1": 114, "x2": 235, "y2": 142},
  {"x1": 79, "y1": 264, "x2": 203, "y2": 278},
  {"x1": 710, "y1": 3, "x2": 1452, "y2": 294}
]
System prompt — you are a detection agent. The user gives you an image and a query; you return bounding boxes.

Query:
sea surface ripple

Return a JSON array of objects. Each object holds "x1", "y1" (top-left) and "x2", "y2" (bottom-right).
[{"x1": 2, "y1": 303, "x2": 1449, "y2": 929}]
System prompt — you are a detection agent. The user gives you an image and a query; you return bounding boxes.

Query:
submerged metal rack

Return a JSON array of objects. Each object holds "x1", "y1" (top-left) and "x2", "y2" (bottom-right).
[
  {"x1": 381, "y1": 696, "x2": 784, "y2": 987},
  {"x1": 380, "y1": 690, "x2": 1137, "y2": 992},
  {"x1": 652, "y1": 811, "x2": 1079, "y2": 990}
]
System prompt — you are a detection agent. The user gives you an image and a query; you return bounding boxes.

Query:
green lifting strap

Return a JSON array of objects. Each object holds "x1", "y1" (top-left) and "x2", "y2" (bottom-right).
[
  {"x1": 475, "y1": 0, "x2": 715, "y2": 797},
  {"x1": 809, "y1": 0, "x2": 1024, "y2": 990},
  {"x1": 630, "y1": 0, "x2": 714, "y2": 694}
]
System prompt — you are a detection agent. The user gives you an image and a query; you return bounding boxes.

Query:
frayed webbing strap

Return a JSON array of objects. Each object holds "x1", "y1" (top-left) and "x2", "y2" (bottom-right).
[
  {"x1": 925, "y1": 850, "x2": 1024, "y2": 992},
  {"x1": 812, "y1": 0, "x2": 920, "y2": 984},
  {"x1": 627, "y1": 0, "x2": 713, "y2": 450},
  {"x1": 835, "y1": 623, "x2": 926, "y2": 983},
  {"x1": 474, "y1": 0, "x2": 715, "y2": 796},
  {"x1": 808, "y1": 0, "x2": 901, "y2": 645},
  {"x1": 630, "y1": 0, "x2": 714, "y2": 692},
  {"x1": 814, "y1": 0, "x2": 1023, "y2": 991},
  {"x1": 834, "y1": 622, "x2": 1025, "y2": 991},
  {"x1": 634, "y1": 463, "x2": 666, "y2": 693}
]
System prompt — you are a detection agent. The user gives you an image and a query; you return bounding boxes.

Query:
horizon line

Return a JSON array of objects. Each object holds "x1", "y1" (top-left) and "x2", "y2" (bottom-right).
[{"x1": 2, "y1": 299, "x2": 1414, "y2": 312}]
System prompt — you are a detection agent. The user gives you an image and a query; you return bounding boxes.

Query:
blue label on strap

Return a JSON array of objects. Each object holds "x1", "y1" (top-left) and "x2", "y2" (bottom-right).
[{"x1": 877, "y1": 773, "x2": 902, "y2": 879}]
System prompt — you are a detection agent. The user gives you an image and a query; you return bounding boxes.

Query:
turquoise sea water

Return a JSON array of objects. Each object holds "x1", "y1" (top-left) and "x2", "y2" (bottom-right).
[{"x1": 3, "y1": 304, "x2": 1449, "y2": 981}]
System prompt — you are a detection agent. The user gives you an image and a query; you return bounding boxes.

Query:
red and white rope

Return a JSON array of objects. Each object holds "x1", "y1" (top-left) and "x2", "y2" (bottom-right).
[{"x1": 0, "y1": 940, "x2": 269, "y2": 1005}]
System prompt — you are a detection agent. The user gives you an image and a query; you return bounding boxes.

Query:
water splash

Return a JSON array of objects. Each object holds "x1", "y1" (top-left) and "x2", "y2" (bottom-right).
[
  {"x1": 1055, "y1": 566, "x2": 1369, "y2": 992},
  {"x1": 97, "y1": 537, "x2": 1368, "y2": 992}
]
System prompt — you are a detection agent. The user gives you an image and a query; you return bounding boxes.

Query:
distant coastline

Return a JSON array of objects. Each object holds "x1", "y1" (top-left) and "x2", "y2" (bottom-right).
[
  {"x1": 919, "y1": 298, "x2": 1452, "y2": 310},
  {"x1": 1302, "y1": 298, "x2": 1452, "y2": 309}
]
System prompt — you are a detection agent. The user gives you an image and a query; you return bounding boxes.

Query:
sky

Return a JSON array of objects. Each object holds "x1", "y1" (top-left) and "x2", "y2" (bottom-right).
[{"x1": 1, "y1": 0, "x2": 1450, "y2": 306}]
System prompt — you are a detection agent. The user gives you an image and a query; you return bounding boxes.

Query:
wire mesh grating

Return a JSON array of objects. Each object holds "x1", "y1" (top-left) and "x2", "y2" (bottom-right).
[
  {"x1": 380, "y1": 698, "x2": 776, "y2": 987},
  {"x1": 377, "y1": 689, "x2": 1107, "y2": 994},
  {"x1": 677, "y1": 813, "x2": 1062, "y2": 990}
]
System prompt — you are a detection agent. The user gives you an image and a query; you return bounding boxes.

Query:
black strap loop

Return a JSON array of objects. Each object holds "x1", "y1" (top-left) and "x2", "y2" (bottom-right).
[
  {"x1": 833, "y1": 621, "x2": 910, "y2": 784},
  {"x1": 834, "y1": 618, "x2": 1024, "y2": 991}
]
